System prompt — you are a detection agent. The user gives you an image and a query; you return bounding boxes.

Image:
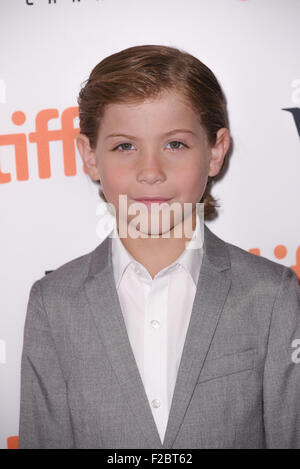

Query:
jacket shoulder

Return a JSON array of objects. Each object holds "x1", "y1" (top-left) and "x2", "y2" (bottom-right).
[
  {"x1": 205, "y1": 225, "x2": 291, "y2": 286},
  {"x1": 34, "y1": 247, "x2": 95, "y2": 297},
  {"x1": 224, "y1": 236, "x2": 291, "y2": 285}
]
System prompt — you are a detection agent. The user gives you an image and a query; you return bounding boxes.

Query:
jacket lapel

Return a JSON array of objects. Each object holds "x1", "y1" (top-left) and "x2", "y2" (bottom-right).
[
  {"x1": 84, "y1": 223, "x2": 231, "y2": 449},
  {"x1": 162, "y1": 224, "x2": 232, "y2": 448},
  {"x1": 84, "y1": 234, "x2": 164, "y2": 448}
]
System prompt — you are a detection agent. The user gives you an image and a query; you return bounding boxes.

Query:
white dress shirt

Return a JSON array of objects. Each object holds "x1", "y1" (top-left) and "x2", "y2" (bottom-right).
[{"x1": 110, "y1": 210, "x2": 204, "y2": 444}]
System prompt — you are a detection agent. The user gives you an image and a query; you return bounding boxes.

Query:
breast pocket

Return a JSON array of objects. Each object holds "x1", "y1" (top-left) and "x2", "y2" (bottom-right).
[{"x1": 197, "y1": 348, "x2": 256, "y2": 384}]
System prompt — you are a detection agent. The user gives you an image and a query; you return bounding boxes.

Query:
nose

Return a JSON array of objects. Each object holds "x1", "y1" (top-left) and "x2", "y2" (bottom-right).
[{"x1": 136, "y1": 147, "x2": 166, "y2": 185}]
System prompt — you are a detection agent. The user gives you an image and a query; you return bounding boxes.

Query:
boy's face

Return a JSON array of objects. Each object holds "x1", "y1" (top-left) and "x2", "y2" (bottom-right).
[{"x1": 77, "y1": 89, "x2": 230, "y2": 237}]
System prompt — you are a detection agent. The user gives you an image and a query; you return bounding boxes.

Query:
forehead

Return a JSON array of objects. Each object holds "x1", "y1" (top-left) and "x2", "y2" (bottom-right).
[{"x1": 98, "y1": 89, "x2": 203, "y2": 136}]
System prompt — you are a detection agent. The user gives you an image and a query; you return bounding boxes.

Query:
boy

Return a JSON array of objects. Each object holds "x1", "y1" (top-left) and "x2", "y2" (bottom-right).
[{"x1": 19, "y1": 44, "x2": 300, "y2": 448}]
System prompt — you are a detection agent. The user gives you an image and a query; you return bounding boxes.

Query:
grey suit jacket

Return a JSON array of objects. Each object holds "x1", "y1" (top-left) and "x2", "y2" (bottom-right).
[{"x1": 19, "y1": 224, "x2": 300, "y2": 448}]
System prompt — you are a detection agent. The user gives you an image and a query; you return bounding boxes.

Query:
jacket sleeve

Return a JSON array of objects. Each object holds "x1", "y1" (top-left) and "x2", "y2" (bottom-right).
[
  {"x1": 18, "y1": 280, "x2": 74, "y2": 449},
  {"x1": 263, "y1": 266, "x2": 300, "y2": 448}
]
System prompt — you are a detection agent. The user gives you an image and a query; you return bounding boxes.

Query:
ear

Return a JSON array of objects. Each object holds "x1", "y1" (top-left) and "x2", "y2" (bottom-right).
[
  {"x1": 208, "y1": 128, "x2": 231, "y2": 177},
  {"x1": 76, "y1": 133, "x2": 100, "y2": 181}
]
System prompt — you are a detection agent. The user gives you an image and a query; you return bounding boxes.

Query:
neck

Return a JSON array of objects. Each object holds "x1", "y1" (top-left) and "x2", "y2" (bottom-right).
[{"x1": 116, "y1": 208, "x2": 197, "y2": 279}]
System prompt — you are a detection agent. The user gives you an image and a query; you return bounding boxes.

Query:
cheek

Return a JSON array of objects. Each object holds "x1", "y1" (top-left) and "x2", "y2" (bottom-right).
[
  {"x1": 178, "y1": 163, "x2": 208, "y2": 195},
  {"x1": 99, "y1": 159, "x2": 129, "y2": 191}
]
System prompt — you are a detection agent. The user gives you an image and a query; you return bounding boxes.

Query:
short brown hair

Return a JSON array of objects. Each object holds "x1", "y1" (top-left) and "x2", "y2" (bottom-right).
[{"x1": 77, "y1": 44, "x2": 231, "y2": 219}]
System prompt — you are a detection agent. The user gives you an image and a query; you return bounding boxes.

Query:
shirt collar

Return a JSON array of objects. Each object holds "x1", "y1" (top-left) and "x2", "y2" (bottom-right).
[{"x1": 111, "y1": 209, "x2": 203, "y2": 290}]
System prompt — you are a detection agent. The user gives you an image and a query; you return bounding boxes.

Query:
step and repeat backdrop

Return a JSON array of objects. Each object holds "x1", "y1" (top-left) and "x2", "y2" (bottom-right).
[{"x1": 1, "y1": 0, "x2": 299, "y2": 449}]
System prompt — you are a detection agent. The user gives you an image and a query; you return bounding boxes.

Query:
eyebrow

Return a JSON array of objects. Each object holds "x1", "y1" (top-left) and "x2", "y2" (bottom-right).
[{"x1": 104, "y1": 129, "x2": 197, "y2": 140}]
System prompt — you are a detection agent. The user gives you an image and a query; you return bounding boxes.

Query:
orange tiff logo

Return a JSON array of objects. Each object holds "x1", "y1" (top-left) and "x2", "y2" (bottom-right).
[{"x1": 0, "y1": 107, "x2": 81, "y2": 183}]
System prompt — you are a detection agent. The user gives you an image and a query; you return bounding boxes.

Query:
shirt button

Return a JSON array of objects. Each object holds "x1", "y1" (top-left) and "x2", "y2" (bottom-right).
[
  {"x1": 150, "y1": 320, "x2": 160, "y2": 328},
  {"x1": 152, "y1": 398, "x2": 161, "y2": 408}
]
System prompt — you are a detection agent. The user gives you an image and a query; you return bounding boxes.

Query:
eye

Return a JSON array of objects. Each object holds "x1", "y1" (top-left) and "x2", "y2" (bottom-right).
[
  {"x1": 166, "y1": 141, "x2": 188, "y2": 151},
  {"x1": 112, "y1": 142, "x2": 135, "y2": 152},
  {"x1": 112, "y1": 140, "x2": 188, "y2": 152}
]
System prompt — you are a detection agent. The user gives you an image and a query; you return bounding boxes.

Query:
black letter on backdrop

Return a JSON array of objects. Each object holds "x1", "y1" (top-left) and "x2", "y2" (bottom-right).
[{"x1": 282, "y1": 108, "x2": 300, "y2": 140}]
